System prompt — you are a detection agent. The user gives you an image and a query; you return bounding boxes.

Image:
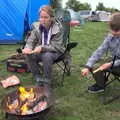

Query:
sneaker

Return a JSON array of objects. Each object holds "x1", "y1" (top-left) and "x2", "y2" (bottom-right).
[
  {"x1": 36, "y1": 81, "x2": 44, "y2": 87},
  {"x1": 88, "y1": 84, "x2": 104, "y2": 93},
  {"x1": 34, "y1": 74, "x2": 44, "y2": 87},
  {"x1": 34, "y1": 74, "x2": 41, "y2": 82}
]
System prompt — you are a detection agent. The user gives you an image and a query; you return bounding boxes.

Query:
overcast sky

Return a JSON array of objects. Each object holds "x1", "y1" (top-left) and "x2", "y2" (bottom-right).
[{"x1": 62, "y1": 0, "x2": 120, "y2": 10}]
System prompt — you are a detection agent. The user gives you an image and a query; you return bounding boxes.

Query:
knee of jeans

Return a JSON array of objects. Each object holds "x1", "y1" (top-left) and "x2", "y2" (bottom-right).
[
  {"x1": 26, "y1": 54, "x2": 36, "y2": 61},
  {"x1": 42, "y1": 52, "x2": 53, "y2": 62}
]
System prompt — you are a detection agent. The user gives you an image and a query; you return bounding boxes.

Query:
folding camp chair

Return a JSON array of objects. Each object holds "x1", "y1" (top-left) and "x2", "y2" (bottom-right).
[
  {"x1": 53, "y1": 42, "x2": 78, "y2": 86},
  {"x1": 91, "y1": 56, "x2": 120, "y2": 104},
  {"x1": 101, "y1": 55, "x2": 120, "y2": 104},
  {"x1": 51, "y1": 9, "x2": 78, "y2": 86}
]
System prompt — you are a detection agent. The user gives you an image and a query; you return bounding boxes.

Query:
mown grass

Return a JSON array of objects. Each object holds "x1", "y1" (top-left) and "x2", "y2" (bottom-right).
[{"x1": 0, "y1": 22, "x2": 120, "y2": 120}]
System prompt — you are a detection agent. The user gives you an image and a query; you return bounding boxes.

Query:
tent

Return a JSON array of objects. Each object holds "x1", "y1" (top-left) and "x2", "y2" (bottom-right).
[
  {"x1": 68, "y1": 9, "x2": 85, "y2": 26},
  {"x1": 0, "y1": 0, "x2": 49, "y2": 44}
]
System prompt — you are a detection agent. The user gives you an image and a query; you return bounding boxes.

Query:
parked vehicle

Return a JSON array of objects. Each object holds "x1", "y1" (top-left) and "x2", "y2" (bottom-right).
[
  {"x1": 96, "y1": 11, "x2": 111, "y2": 22},
  {"x1": 79, "y1": 10, "x2": 111, "y2": 22},
  {"x1": 79, "y1": 10, "x2": 96, "y2": 21}
]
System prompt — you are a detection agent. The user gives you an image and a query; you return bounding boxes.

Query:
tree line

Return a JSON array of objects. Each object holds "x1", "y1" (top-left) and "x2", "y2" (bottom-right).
[{"x1": 50, "y1": 0, "x2": 119, "y2": 12}]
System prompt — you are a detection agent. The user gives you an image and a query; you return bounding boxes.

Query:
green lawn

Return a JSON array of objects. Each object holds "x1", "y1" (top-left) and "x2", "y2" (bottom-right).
[{"x1": 0, "y1": 22, "x2": 120, "y2": 120}]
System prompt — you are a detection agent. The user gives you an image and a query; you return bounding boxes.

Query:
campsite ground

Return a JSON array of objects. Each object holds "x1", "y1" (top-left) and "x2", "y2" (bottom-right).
[{"x1": 0, "y1": 22, "x2": 120, "y2": 120}]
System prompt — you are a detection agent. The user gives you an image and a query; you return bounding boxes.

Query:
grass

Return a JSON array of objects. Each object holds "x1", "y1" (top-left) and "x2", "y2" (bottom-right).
[{"x1": 0, "y1": 22, "x2": 120, "y2": 120}]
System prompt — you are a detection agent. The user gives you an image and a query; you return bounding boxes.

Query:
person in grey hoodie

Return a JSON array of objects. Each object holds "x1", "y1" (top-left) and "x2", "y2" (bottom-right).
[
  {"x1": 81, "y1": 12, "x2": 120, "y2": 93},
  {"x1": 22, "y1": 5, "x2": 65, "y2": 87}
]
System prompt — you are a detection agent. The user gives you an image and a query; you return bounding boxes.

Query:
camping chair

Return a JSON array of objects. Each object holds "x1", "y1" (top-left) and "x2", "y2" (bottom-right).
[
  {"x1": 53, "y1": 42, "x2": 78, "y2": 86},
  {"x1": 91, "y1": 55, "x2": 120, "y2": 104},
  {"x1": 102, "y1": 55, "x2": 120, "y2": 104},
  {"x1": 52, "y1": 9, "x2": 78, "y2": 86}
]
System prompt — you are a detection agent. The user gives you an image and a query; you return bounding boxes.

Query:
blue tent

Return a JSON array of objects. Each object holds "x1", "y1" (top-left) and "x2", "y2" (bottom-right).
[{"x1": 0, "y1": 0, "x2": 49, "y2": 44}]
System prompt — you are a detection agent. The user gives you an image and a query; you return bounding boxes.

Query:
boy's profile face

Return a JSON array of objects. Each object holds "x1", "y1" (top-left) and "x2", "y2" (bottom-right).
[{"x1": 111, "y1": 30, "x2": 120, "y2": 37}]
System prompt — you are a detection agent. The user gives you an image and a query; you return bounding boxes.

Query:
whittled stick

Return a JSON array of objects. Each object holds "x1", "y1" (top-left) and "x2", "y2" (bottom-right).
[
  {"x1": 29, "y1": 51, "x2": 35, "y2": 54},
  {"x1": 93, "y1": 68, "x2": 101, "y2": 73}
]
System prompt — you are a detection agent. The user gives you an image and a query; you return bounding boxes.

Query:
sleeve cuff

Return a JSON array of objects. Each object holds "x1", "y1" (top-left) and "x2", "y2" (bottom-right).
[{"x1": 84, "y1": 65, "x2": 92, "y2": 71}]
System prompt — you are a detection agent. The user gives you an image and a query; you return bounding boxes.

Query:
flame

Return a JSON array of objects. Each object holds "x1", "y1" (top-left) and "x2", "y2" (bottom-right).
[
  {"x1": 20, "y1": 103, "x2": 28, "y2": 115},
  {"x1": 7, "y1": 99, "x2": 19, "y2": 110},
  {"x1": 6, "y1": 86, "x2": 39, "y2": 115},
  {"x1": 19, "y1": 86, "x2": 35, "y2": 101},
  {"x1": 18, "y1": 86, "x2": 35, "y2": 114}
]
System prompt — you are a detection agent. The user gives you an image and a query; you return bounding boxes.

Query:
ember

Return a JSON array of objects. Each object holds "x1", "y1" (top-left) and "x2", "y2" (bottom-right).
[{"x1": 6, "y1": 86, "x2": 48, "y2": 115}]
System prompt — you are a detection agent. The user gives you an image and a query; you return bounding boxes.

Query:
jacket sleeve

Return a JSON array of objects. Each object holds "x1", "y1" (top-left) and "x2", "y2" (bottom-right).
[
  {"x1": 24, "y1": 29, "x2": 38, "y2": 50},
  {"x1": 85, "y1": 35, "x2": 110, "y2": 68}
]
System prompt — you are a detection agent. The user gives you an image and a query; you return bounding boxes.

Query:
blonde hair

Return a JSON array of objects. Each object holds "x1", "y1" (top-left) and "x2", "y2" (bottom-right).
[{"x1": 39, "y1": 5, "x2": 54, "y2": 18}]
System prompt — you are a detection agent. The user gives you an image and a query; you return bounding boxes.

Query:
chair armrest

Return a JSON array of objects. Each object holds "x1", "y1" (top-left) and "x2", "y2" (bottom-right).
[{"x1": 66, "y1": 42, "x2": 78, "y2": 51}]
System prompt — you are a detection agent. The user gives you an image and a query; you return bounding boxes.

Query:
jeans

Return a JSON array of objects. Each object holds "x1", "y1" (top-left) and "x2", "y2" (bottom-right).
[{"x1": 25, "y1": 52, "x2": 60, "y2": 84}]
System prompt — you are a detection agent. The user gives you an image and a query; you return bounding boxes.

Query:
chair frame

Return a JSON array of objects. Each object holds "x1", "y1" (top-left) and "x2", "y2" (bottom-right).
[
  {"x1": 101, "y1": 56, "x2": 120, "y2": 104},
  {"x1": 53, "y1": 42, "x2": 78, "y2": 86}
]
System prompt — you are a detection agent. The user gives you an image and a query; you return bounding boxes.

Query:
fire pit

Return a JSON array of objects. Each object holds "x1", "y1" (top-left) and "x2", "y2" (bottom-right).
[{"x1": 1, "y1": 86, "x2": 53, "y2": 120}]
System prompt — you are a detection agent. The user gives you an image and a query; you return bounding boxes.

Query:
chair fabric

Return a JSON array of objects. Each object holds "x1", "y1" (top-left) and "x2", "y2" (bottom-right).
[
  {"x1": 104, "y1": 56, "x2": 120, "y2": 87},
  {"x1": 101, "y1": 56, "x2": 120, "y2": 104},
  {"x1": 53, "y1": 42, "x2": 78, "y2": 86}
]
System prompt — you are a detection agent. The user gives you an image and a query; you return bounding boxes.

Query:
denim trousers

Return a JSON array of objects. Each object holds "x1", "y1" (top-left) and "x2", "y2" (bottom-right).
[{"x1": 25, "y1": 52, "x2": 60, "y2": 84}]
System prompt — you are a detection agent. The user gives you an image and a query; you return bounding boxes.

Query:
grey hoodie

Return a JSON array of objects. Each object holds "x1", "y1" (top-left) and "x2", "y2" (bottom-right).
[{"x1": 86, "y1": 33, "x2": 120, "y2": 68}]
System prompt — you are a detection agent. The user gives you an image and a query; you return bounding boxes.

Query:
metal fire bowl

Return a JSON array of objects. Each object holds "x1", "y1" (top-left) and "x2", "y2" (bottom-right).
[{"x1": 1, "y1": 85, "x2": 53, "y2": 117}]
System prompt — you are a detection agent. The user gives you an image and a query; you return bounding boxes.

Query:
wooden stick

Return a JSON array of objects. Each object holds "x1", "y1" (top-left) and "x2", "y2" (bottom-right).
[
  {"x1": 93, "y1": 68, "x2": 101, "y2": 73},
  {"x1": 29, "y1": 51, "x2": 35, "y2": 54}
]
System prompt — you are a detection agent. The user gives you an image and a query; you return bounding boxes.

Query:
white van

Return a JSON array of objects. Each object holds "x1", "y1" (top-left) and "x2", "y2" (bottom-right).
[{"x1": 79, "y1": 10, "x2": 96, "y2": 21}]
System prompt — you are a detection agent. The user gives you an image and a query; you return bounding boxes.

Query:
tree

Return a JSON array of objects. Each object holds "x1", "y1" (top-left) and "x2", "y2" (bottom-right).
[
  {"x1": 66, "y1": 0, "x2": 80, "y2": 11},
  {"x1": 83, "y1": 3, "x2": 91, "y2": 10},
  {"x1": 96, "y1": 2, "x2": 120, "y2": 13},
  {"x1": 66, "y1": 0, "x2": 91, "y2": 11},
  {"x1": 50, "y1": 0, "x2": 62, "y2": 9},
  {"x1": 96, "y1": 2, "x2": 105, "y2": 11}
]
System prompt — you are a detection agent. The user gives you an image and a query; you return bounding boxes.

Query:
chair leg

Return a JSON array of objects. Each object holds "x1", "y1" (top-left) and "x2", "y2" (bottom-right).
[
  {"x1": 61, "y1": 61, "x2": 71, "y2": 86},
  {"x1": 55, "y1": 62, "x2": 69, "y2": 86},
  {"x1": 103, "y1": 78, "x2": 120, "y2": 104},
  {"x1": 63, "y1": 60, "x2": 71, "y2": 76},
  {"x1": 103, "y1": 94, "x2": 120, "y2": 104}
]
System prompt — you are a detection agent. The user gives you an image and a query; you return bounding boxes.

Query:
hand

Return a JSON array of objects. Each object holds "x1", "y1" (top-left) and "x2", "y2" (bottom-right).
[
  {"x1": 33, "y1": 46, "x2": 42, "y2": 54},
  {"x1": 22, "y1": 48, "x2": 32, "y2": 54},
  {"x1": 81, "y1": 68, "x2": 90, "y2": 76},
  {"x1": 99, "y1": 62, "x2": 112, "y2": 71}
]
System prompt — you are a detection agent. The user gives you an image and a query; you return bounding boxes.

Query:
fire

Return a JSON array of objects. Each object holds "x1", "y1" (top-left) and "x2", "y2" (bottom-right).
[
  {"x1": 6, "y1": 86, "x2": 48, "y2": 115},
  {"x1": 19, "y1": 86, "x2": 35, "y2": 101},
  {"x1": 20, "y1": 103, "x2": 28, "y2": 115},
  {"x1": 7, "y1": 99, "x2": 19, "y2": 110},
  {"x1": 18, "y1": 86, "x2": 35, "y2": 114}
]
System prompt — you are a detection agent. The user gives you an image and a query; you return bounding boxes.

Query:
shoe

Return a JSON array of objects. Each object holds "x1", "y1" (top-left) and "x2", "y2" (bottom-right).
[
  {"x1": 34, "y1": 74, "x2": 41, "y2": 82},
  {"x1": 34, "y1": 74, "x2": 44, "y2": 87},
  {"x1": 88, "y1": 84, "x2": 104, "y2": 93},
  {"x1": 36, "y1": 81, "x2": 44, "y2": 87}
]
